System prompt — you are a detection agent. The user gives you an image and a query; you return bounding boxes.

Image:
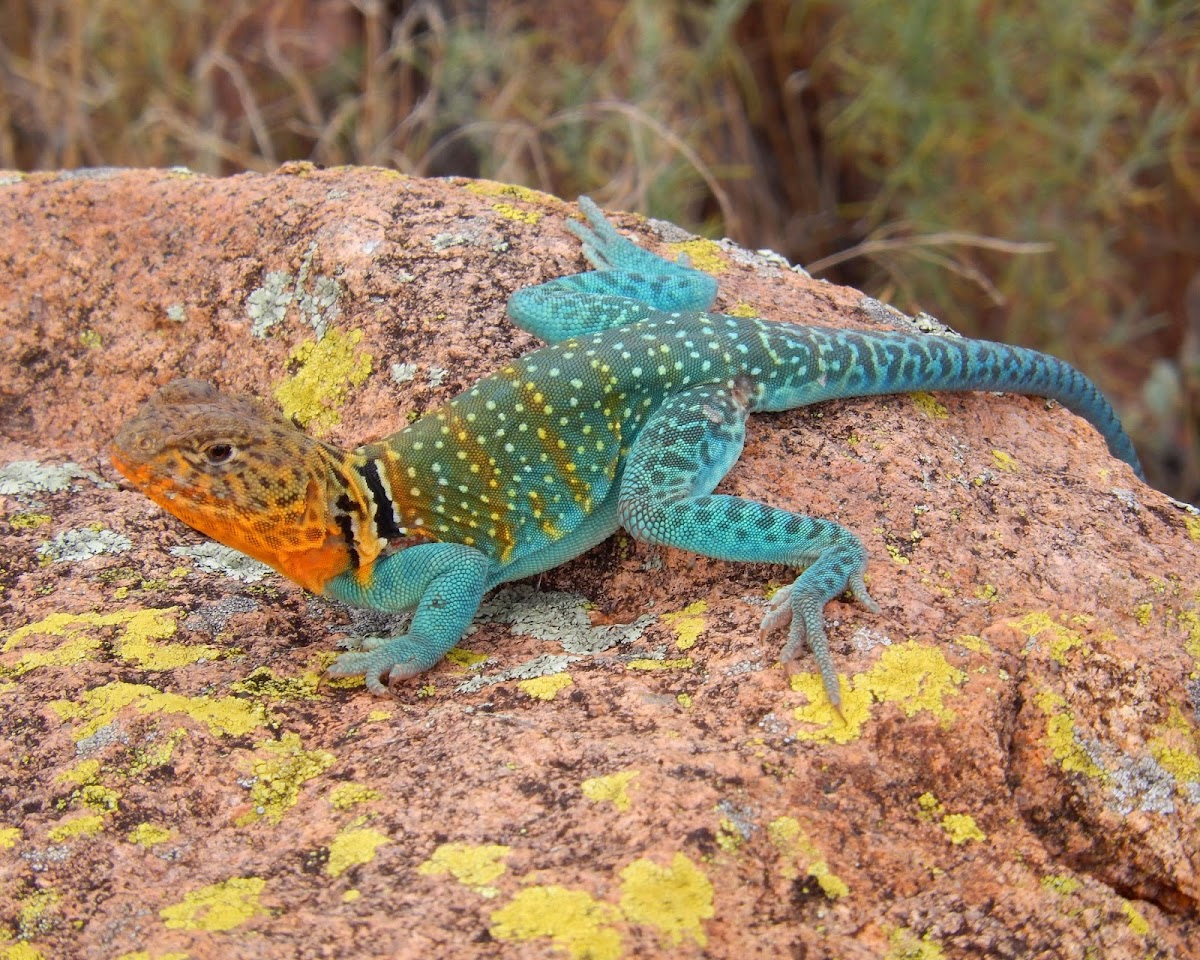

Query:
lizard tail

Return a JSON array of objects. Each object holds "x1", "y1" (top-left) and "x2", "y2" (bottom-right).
[{"x1": 758, "y1": 327, "x2": 1145, "y2": 480}]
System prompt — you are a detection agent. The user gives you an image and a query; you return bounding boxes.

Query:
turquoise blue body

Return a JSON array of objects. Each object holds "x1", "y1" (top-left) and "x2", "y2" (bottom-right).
[{"x1": 325, "y1": 198, "x2": 1142, "y2": 704}]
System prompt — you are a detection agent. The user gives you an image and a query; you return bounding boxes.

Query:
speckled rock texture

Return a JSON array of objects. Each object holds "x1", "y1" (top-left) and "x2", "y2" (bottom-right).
[{"x1": 0, "y1": 167, "x2": 1197, "y2": 959}]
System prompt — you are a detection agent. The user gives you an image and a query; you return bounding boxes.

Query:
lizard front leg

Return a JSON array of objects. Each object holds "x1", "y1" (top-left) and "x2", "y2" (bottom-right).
[{"x1": 323, "y1": 542, "x2": 492, "y2": 693}]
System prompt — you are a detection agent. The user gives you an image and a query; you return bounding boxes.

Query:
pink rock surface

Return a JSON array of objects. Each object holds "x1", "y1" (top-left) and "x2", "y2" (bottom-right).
[{"x1": 0, "y1": 167, "x2": 1196, "y2": 958}]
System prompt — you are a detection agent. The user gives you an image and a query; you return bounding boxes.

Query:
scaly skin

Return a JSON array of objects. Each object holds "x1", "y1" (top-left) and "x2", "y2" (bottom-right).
[{"x1": 111, "y1": 197, "x2": 1144, "y2": 706}]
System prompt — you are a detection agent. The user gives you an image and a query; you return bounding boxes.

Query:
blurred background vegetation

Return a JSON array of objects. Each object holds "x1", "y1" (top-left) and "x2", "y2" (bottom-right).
[{"x1": 2, "y1": 0, "x2": 1198, "y2": 500}]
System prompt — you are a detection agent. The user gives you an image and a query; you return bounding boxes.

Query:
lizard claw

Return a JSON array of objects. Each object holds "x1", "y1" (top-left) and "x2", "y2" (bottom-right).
[
  {"x1": 760, "y1": 575, "x2": 880, "y2": 714},
  {"x1": 326, "y1": 635, "x2": 440, "y2": 694}
]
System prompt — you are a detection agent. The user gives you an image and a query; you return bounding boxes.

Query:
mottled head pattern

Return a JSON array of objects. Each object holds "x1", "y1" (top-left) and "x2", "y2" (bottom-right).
[{"x1": 111, "y1": 379, "x2": 358, "y2": 592}]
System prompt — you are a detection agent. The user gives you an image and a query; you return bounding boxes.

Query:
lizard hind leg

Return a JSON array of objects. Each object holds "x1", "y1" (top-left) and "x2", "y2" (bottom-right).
[
  {"x1": 616, "y1": 385, "x2": 878, "y2": 711},
  {"x1": 505, "y1": 197, "x2": 718, "y2": 343}
]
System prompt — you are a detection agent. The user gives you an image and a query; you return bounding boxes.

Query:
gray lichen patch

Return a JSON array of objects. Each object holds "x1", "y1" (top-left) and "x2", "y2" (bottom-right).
[
  {"x1": 0, "y1": 460, "x2": 108, "y2": 499},
  {"x1": 456, "y1": 653, "x2": 579, "y2": 693},
  {"x1": 247, "y1": 271, "x2": 295, "y2": 337},
  {"x1": 169, "y1": 543, "x2": 273, "y2": 582},
  {"x1": 183, "y1": 596, "x2": 261, "y2": 635},
  {"x1": 38, "y1": 527, "x2": 131, "y2": 562},
  {"x1": 246, "y1": 241, "x2": 342, "y2": 339},
  {"x1": 475, "y1": 584, "x2": 653, "y2": 655}
]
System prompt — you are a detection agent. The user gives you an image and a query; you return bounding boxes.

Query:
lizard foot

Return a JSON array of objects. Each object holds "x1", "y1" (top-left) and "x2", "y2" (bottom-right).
[
  {"x1": 760, "y1": 575, "x2": 880, "y2": 712},
  {"x1": 326, "y1": 635, "x2": 442, "y2": 695}
]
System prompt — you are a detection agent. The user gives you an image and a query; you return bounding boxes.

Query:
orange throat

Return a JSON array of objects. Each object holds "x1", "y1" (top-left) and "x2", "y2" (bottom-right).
[{"x1": 113, "y1": 455, "x2": 354, "y2": 594}]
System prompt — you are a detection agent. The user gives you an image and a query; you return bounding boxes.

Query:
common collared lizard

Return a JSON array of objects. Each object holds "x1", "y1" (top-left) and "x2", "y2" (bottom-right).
[{"x1": 111, "y1": 197, "x2": 1143, "y2": 708}]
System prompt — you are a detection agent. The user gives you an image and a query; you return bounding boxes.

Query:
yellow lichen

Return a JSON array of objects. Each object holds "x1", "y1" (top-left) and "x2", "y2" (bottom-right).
[
  {"x1": 127, "y1": 823, "x2": 172, "y2": 846},
  {"x1": 1009, "y1": 612, "x2": 1088, "y2": 666},
  {"x1": 445, "y1": 647, "x2": 489, "y2": 668},
  {"x1": 1121, "y1": 900, "x2": 1150, "y2": 935},
  {"x1": 466, "y1": 181, "x2": 558, "y2": 205},
  {"x1": 47, "y1": 815, "x2": 105, "y2": 842},
  {"x1": 160, "y1": 877, "x2": 267, "y2": 932},
  {"x1": 231, "y1": 667, "x2": 323, "y2": 701},
  {"x1": 490, "y1": 886, "x2": 623, "y2": 960},
  {"x1": 1184, "y1": 515, "x2": 1200, "y2": 543},
  {"x1": 52, "y1": 681, "x2": 271, "y2": 740},
  {"x1": 1033, "y1": 691, "x2": 1105, "y2": 778},
  {"x1": 886, "y1": 927, "x2": 946, "y2": 960},
  {"x1": 8, "y1": 513, "x2": 50, "y2": 530},
  {"x1": 1149, "y1": 707, "x2": 1200, "y2": 785},
  {"x1": 627, "y1": 657, "x2": 693, "y2": 671},
  {"x1": 2, "y1": 945, "x2": 47, "y2": 960},
  {"x1": 1181, "y1": 611, "x2": 1200, "y2": 678},
  {"x1": 79, "y1": 784, "x2": 120, "y2": 813},
  {"x1": 55, "y1": 759, "x2": 101, "y2": 787},
  {"x1": 858, "y1": 641, "x2": 966, "y2": 719},
  {"x1": 17, "y1": 889, "x2": 59, "y2": 941},
  {"x1": 666, "y1": 238, "x2": 727, "y2": 275},
  {"x1": 420, "y1": 842, "x2": 512, "y2": 896},
  {"x1": 114, "y1": 953, "x2": 188, "y2": 960},
  {"x1": 0, "y1": 827, "x2": 21, "y2": 849},
  {"x1": 328, "y1": 783, "x2": 382, "y2": 810},
  {"x1": 953, "y1": 634, "x2": 990, "y2": 654},
  {"x1": 715, "y1": 817, "x2": 744, "y2": 853},
  {"x1": 274, "y1": 326, "x2": 373, "y2": 433},
  {"x1": 518, "y1": 673, "x2": 573, "y2": 701},
  {"x1": 991, "y1": 449, "x2": 1019, "y2": 472},
  {"x1": 491, "y1": 202, "x2": 543, "y2": 224},
  {"x1": 2, "y1": 608, "x2": 218, "y2": 674},
  {"x1": 791, "y1": 673, "x2": 871, "y2": 743},
  {"x1": 326, "y1": 827, "x2": 390, "y2": 878},
  {"x1": 581, "y1": 770, "x2": 640, "y2": 812},
  {"x1": 727, "y1": 302, "x2": 760, "y2": 318},
  {"x1": 1041, "y1": 873, "x2": 1083, "y2": 897},
  {"x1": 618, "y1": 853, "x2": 714, "y2": 948},
  {"x1": 661, "y1": 601, "x2": 707, "y2": 651},
  {"x1": 939, "y1": 813, "x2": 986, "y2": 845},
  {"x1": 793, "y1": 642, "x2": 966, "y2": 741},
  {"x1": 910, "y1": 392, "x2": 949, "y2": 419},
  {"x1": 767, "y1": 816, "x2": 850, "y2": 899},
  {"x1": 237, "y1": 732, "x2": 336, "y2": 825}
]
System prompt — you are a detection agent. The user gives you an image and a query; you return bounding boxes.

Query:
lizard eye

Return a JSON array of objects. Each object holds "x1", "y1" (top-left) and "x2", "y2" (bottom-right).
[{"x1": 203, "y1": 442, "x2": 236, "y2": 465}]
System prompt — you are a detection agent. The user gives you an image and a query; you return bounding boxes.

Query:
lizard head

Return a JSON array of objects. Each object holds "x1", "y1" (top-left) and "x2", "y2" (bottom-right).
[{"x1": 111, "y1": 379, "x2": 355, "y2": 592}]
